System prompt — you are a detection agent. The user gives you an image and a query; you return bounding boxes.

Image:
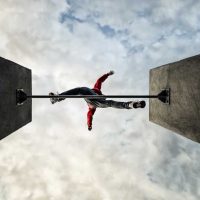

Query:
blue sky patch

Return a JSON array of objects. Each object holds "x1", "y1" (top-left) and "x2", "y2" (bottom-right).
[
  {"x1": 98, "y1": 24, "x2": 116, "y2": 38},
  {"x1": 59, "y1": 11, "x2": 84, "y2": 24}
]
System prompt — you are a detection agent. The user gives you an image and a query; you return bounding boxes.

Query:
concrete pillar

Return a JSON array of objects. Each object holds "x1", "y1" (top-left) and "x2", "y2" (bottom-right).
[
  {"x1": 0, "y1": 57, "x2": 32, "y2": 140},
  {"x1": 149, "y1": 55, "x2": 200, "y2": 143}
]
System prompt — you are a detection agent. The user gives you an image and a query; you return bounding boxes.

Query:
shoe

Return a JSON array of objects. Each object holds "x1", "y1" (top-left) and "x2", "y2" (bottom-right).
[
  {"x1": 129, "y1": 100, "x2": 146, "y2": 108},
  {"x1": 49, "y1": 92, "x2": 60, "y2": 104}
]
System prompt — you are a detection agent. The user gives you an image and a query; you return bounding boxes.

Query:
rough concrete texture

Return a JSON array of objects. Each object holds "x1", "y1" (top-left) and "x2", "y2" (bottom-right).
[
  {"x1": 149, "y1": 55, "x2": 200, "y2": 143},
  {"x1": 0, "y1": 57, "x2": 32, "y2": 140}
]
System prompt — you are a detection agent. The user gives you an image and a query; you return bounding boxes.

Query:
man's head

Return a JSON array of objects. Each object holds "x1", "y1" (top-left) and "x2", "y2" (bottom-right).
[
  {"x1": 88, "y1": 126, "x2": 92, "y2": 131},
  {"x1": 88, "y1": 103, "x2": 95, "y2": 109}
]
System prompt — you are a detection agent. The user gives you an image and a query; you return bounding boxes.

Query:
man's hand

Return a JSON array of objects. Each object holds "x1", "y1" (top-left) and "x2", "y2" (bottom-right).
[
  {"x1": 108, "y1": 70, "x2": 114, "y2": 75},
  {"x1": 88, "y1": 126, "x2": 92, "y2": 131}
]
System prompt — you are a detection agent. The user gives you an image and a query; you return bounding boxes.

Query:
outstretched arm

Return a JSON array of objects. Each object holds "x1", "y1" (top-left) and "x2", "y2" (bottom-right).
[
  {"x1": 93, "y1": 70, "x2": 115, "y2": 90},
  {"x1": 87, "y1": 108, "x2": 96, "y2": 131}
]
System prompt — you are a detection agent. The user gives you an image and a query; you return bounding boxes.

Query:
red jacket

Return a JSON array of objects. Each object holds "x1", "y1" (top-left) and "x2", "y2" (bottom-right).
[{"x1": 87, "y1": 73, "x2": 110, "y2": 127}]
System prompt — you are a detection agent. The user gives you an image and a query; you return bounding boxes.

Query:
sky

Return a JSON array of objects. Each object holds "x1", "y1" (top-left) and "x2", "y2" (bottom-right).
[{"x1": 0, "y1": 0, "x2": 200, "y2": 199}]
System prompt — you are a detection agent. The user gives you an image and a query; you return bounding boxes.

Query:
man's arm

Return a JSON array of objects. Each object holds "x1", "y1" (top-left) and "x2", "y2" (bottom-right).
[
  {"x1": 87, "y1": 108, "x2": 96, "y2": 131},
  {"x1": 93, "y1": 70, "x2": 114, "y2": 90}
]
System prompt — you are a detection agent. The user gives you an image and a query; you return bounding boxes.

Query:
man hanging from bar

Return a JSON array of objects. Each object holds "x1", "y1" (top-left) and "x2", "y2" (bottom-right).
[{"x1": 49, "y1": 71, "x2": 146, "y2": 131}]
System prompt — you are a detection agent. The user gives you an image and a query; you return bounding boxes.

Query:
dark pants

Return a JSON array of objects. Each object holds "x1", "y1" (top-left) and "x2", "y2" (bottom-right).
[{"x1": 60, "y1": 87, "x2": 131, "y2": 109}]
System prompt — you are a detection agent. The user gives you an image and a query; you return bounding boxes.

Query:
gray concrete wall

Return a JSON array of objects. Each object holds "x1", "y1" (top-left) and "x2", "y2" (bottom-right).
[
  {"x1": 0, "y1": 57, "x2": 32, "y2": 140},
  {"x1": 149, "y1": 55, "x2": 200, "y2": 143}
]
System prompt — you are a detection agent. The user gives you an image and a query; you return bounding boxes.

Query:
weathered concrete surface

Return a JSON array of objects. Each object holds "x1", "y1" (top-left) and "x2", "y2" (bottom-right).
[
  {"x1": 149, "y1": 55, "x2": 200, "y2": 143},
  {"x1": 0, "y1": 57, "x2": 32, "y2": 140}
]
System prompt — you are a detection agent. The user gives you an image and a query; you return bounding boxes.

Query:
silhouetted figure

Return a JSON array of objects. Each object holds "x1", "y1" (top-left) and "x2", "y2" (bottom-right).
[{"x1": 49, "y1": 71, "x2": 146, "y2": 131}]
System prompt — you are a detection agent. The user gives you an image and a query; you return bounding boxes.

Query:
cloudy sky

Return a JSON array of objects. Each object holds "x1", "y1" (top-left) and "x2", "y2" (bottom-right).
[{"x1": 0, "y1": 0, "x2": 200, "y2": 199}]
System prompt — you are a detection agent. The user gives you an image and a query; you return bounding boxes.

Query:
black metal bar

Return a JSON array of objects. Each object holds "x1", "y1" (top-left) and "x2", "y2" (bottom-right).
[
  {"x1": 17, "y1": 89, "x2": 170, "y2": 105},
  {"x1": 27, "y1": 95, "x2": 159, "y2": 98}
]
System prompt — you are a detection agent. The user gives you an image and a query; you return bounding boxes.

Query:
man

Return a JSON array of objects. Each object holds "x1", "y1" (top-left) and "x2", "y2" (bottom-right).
[{"x1": 49, "y1": 71, "x2": 146, "y2": 131}]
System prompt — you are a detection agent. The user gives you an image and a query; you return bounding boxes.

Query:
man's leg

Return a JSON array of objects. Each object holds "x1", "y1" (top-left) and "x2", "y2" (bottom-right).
[
  {"x1": 90, "y1": 99, "x2": 132, "y2": 109},
  {"x1": 60, "y1": 87, "x2": 96, "y2": 96},
  {"x1": 49, "y1": 87, "x2": 96, "y2": 104},
  {"x1": 58, "y1": 87, "x2": 97, "y2": 102},
  {"x1": 89, "y1": 99, "x2": 146, "y2": 109}
]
